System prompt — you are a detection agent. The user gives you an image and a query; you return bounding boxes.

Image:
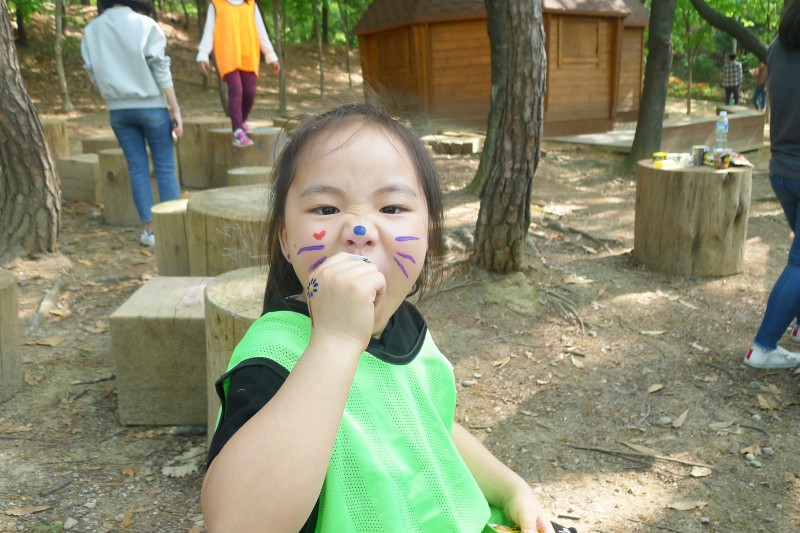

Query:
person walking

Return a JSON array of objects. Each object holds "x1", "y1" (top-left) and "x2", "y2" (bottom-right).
[
  {"x1": 721, "y1": 52, "x2": 743, "y2": 105},
  {"x1": 81, "y1": 0, "x2": 183, "y2": 247},
  {"x1": 752, "y1": 61, "x2": 768, "y2": 111},
  {"x1": 745, "y1": 0, "x2": 800, "y2": 369},
  {"x1": 197, "y1": 0, "x2": 280, "y2": 148}
]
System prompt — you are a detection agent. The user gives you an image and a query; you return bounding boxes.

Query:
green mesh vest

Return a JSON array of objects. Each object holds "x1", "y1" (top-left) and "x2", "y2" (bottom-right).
[{"x1": 221, "y1": 309, "x2": 511, "y2": 532}]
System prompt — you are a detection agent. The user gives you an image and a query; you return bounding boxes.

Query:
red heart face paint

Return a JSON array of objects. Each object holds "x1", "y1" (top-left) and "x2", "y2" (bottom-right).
[{"x1": 313, "y1": 231, "x2": 326, "y2": 240}]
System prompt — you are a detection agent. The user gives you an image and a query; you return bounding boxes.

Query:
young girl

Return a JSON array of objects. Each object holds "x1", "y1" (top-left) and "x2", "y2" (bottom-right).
[
  {"x1": 196, "y1": 0, "x2": 280, "y2": 147},
  {"x1": 201, "y1": 103, "x2": 572, "y2": 533}
]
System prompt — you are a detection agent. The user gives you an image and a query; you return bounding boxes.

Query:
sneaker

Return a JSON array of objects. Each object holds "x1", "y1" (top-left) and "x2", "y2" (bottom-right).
[
  {"x1": 242, "y1": 122, "x2": 252, "y2": 133},
  {"x1": 232, "y1": 129, "x2": 254, "y2": 148},
  {"x1": 744, "y1": 343, "x2": 800, "y2": 369},
  {"x1": 140, "y1": 228, "x2": 155, "y2": 247},
  {"x1": 791, "y1": 323, "x2": 800, "y2": 343}
]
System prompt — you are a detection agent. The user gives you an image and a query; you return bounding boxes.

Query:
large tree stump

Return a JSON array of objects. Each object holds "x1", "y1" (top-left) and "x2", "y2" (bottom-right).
[
  {"x1": 209, "y1": 127, "x2": 288, "y2": 188},
  {"x1": 0, "y1": 269, "x2": 22, "y2": 403},
  {"x1": 99, "y1": 148, "x2": 158, "y2": 227},
  {"x1": 226, "y1": 166, "x2": 272, "y2": 187},
  {"x1": 177, "y1": 116, "x2": 229, "y2": 189},
  {"x1": 80, "y1": 134, "x2": 118, "y2": 155},
  {"x1": 152, "y1": 199, "x2": 190, "y2": 276},
  {"x1": 40, "y1": 117, "x2": 70, "y2": 160},
  {"x1": 634, "y1": 160, "x2": 752, "y2": 276},
  {"x1": 205, "y1": 266, "x2": 266, "y2": 436},
  {"x1": 186, "y1": 184, "x2": 271, "y2": 276},
  {"x1": 56, "y1": 154, "x2": 102, "y2": 203}
]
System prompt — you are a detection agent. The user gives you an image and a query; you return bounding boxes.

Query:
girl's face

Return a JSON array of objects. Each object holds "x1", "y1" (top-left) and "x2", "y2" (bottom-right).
[{"x1": 279, "y1": 121, "x2": 430, "y2": 336}]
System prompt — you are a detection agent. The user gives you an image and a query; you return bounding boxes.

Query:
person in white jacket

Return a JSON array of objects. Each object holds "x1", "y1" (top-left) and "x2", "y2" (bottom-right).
[
  {"x1": 81, "y1": 0, "x2": 182, "y2": 247},
  {"x1": 197, "y1": 0, "x2": 280, "y2": 147}
]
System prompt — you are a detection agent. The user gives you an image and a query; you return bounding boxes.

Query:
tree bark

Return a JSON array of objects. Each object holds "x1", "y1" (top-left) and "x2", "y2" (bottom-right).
[
  {"x1": 0, "y1": 0, "x2": 60, "y2": 262},
  {"x1": 689, "y1": 0, "x2": 768, "y2": 61},
  {"x1": 625, "y1": 0, "x2": 677, "y2": 171},
  {"x1": 471, "y1": 0, "x2": 546, "y2": 273}
]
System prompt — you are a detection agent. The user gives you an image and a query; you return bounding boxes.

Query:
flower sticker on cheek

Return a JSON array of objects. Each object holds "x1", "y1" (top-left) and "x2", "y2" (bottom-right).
[{"x1": 306, "y1": 278, "x2": 319, "y2": 299}]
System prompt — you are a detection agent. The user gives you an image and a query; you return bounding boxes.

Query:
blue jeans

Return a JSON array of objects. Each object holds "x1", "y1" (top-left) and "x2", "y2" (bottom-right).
[
  {"x1": 109, "y1": 108, "x2": 180, "y2": 223},
  {"x1": 753, "y1": 84, "x2": 767, "y2": 110},
  {"x1": 753, "y1": 175, "x2": 800, "y2": 348}
]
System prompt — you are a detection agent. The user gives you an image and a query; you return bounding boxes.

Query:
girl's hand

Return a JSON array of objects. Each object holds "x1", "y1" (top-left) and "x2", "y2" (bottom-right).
[
  {"x1": 270, "y1": 61, "x2": 281, "y2": 75},
  {"x1": 198, "y1": 61, "x2": 209, "y2": 77},
  {"x1": 171, "y1": 114, "x2": 183, "y2": 140},
  {"x1": 502, "y1": 488, "x2": 555, "y2": 533},
  {"x1": 305, "y1": 252, "x2": 385, "y2": 352}
]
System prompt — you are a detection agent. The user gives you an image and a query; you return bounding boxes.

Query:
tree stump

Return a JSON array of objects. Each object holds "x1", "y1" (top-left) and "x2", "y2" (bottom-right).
[
  {"x1": 152, "y1": 199, "x2": 190, "y2": 276},
  {"x1": 0, "y1": 269, "x2": 22, "y2": 403},
  {"x1": 56, "y1": 154, "x2": 102, "y2": 203},
  {"x1": 186, "y1": 184, "x2": 271, "y2": 276},
  {"x1": 209, "y1": 127, "x2": 288, "y2": 187},
  {"x1": 177, "y1": 116, "x2": 229, "y2": 189},
  {"x1": 40, "y1": 117, "x2": 70, "y2": 160},
  {"x1": 204, "y1": 265, "x2": 266, "y2": 436},
  {"x1": 226, "y1": 166, "x2": 272, "y2": 187},
  {"x1": 634, "y1": 160, "x2": 752, "y2": 276},
  {"x1": 80, "y1": 134, "x2": 118, "y2": 155},
  {"x1": 99, "y1": 148, "x2": 159, "y2": 227}
]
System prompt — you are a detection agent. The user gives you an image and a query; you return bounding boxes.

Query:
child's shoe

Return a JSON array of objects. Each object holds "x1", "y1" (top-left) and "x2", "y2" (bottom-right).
[
  {"x1": 242, "y1": 122, "x2": 252, "y2": 133},
  {"x1": 744, "y1": 343, "x2": 800, "y2": 369},
  {"x1": 232, "y1": 129, "x2": 254, "y2": 148},
  {"x1": 791, "y1": 322, "x2": 800, "y2": 343},
  {"x1": 140, "y1": 228, "x2": 155, "y2": 247}
]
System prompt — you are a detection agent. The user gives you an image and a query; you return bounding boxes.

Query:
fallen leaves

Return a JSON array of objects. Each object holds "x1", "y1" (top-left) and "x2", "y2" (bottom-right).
[{"x1": 4, "y1": 506, "x2": 49, "y2": 516}]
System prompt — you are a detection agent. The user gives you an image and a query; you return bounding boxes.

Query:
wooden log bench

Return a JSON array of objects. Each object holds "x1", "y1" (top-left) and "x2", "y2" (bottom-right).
[
  {"x1": 205, "y1": 266, "x2": 266, "y2": 437},
  {"x1": 0, "y1": 269, "x2": 22, "y2": 403},
  {"x1": 177, "y1": 116, "x2": 230, "y2": 189},
  {"x1": 152, "y1": 199, "x2": 190, "y2": 276},
  {"x1": 634, "y1": 160, "x2": 752, "y2": 276},
  {"x1": 209, "y1": 127, "x2": 288, "y2": 188},
  {"x1": 186, "y1": 184, "x2": 271, "y2": 277},
  {"x1": 40, "y1": 117, "x2": 70, "y2": 160},
  {"x1": 80, "y1": 134, "x2": 118, "y2": 155},
  {"x1": 110, "y1": 276, "x2": 213, "y2": 425},
  {"x1": 226, "y1": 166, "x2": 272, "y2": 187},
  {"x1": 56, "y1": 153, "x2": 102, "y2": 203},
  {"x1": 99, "y1": 148, "x2": 164, "y2": 227}
]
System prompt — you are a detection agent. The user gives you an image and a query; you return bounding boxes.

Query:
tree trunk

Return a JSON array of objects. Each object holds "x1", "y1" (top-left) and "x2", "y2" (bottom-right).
[
  {"x1": 322, "y1": 0, "x2": 330, "y2": 45},
  {"x1": 311, "y1": 0, "x2": 325, "y2": 97},
  {"x1": 272, "y1": 0, "x2": 287, "y2": 113},
  {"x1": 689, "y1": 0, "x2": 768, "y2": 61},
  {"x1": 55, "y1": 0, "x2": 74, "y2": 112},
  {"x1": 0, "y1": 0, "x2": 60, "y2": 262},
  {"x1": 625, "y1": 0, "x2": 677, "y2": 171},
  {"x1": 336, "y1": 0, "x2": 352, "y2": 90},
  {"x1": 471, "y1": 0, "x2": 546, "y2": 273}
]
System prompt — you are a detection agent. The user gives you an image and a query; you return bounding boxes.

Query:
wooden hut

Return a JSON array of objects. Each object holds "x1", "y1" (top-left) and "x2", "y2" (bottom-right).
[{"x1": 354, "y1": 0, "x2": 649, "y2": 136}]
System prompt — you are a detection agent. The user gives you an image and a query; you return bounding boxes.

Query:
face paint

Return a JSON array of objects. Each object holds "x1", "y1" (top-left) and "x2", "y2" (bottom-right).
[
  {"x1": 395, "y1": 236, "x2": 420, "y2": 242},
  {"x1": 393, "y1": 257, "x2": 409, "y2": 278},
  {"x1": 313, "y1": 231, "x2": 326, "y2": 240},
  {"x1": 308, "y1": 256, "x2": 327, "y2": 271},
  {"x1": 297, "y1": 244, "x2": 325, "y2": 255},
  {"x1": 306, "y1": 278, "x2": 319, "y2": 299},
  {"x1": 353, "y1": 225, "x2": 367, "y2": 236}
]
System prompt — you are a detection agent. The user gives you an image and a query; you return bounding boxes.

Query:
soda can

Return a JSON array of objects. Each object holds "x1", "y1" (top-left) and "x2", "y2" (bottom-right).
[{"x1": 692, "y1": 145, "x2": 708, "y2": 166}]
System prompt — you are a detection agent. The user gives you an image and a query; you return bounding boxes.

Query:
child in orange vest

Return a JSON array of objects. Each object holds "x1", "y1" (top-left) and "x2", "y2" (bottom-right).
[{"x1": 197, "y1": 0, "x2": 280, "y2": 147}]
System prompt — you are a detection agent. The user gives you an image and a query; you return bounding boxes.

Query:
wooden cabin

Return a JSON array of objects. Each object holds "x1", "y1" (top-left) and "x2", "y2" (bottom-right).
[{"x1": 354, "y1": 0, "x2": 649, "y2": 136}]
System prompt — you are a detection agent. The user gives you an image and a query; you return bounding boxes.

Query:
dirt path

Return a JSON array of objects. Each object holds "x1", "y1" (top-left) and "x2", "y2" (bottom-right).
[{"x1": 2, "y1": 12, "x2": 799, "y2": 533}]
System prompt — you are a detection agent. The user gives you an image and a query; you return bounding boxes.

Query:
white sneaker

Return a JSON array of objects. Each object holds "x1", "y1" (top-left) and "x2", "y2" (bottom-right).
[
  {"x1": 791, "y1": 323, "x2": 800, "y2": 343},
  {"x1": 744, "y1": 344, "x2": 800, "y2": 369},
  {"x1": 140, "y1": 228, "x2": 155, "y2": 247}
]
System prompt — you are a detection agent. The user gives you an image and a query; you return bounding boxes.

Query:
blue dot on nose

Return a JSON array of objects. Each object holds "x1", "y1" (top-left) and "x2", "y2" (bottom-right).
[{"x1": 353, "y1": 225, "x2": 367, "y2": 236}]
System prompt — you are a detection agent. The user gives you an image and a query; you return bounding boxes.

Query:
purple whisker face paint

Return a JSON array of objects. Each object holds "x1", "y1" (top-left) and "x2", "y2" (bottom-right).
[
  {"x1": 393, "y1": 257, "x2": 409, "y2": 278},
  {"x1": 309, "y1": 256, "x2": 327, "y2": 271},
  {"x1": 396, "y1": 252, "x2": 416, "y2": 264},
  {"x1": 395, "y1": 236, "x2": 420, "y2": 242},
  {"x1": 297, "y1": 244, "x2": 325, "y2": 255}
]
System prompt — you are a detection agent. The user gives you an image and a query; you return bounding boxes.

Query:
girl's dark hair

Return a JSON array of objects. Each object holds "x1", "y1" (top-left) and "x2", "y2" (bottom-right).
[
  {"x1": 779, "y1": 0, "x2": 800, "y2": 48},
  {"x1": 262, "y1": 102, "x2": 444, "y2": 312},
  {"x1": 99, "y1": 0, "x2": 154, "y2": 16}
]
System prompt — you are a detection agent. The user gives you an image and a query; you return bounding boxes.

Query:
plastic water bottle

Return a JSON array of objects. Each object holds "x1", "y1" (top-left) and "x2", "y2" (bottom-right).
[{"x1": 714, "y1": 111, "x2": 728, "y2": 150}]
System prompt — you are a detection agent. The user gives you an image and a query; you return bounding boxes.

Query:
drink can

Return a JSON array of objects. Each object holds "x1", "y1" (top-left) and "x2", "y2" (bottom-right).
[
  {"x1": 713, "y1": 148, "x2": 732, "y2": 169},
  {"x1": 692, "y1": 145, "x2": 708, "y2": 166}
]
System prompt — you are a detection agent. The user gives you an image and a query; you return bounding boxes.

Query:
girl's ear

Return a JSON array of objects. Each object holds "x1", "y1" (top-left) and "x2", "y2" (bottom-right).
[{"x1": 279, "y1": 225, "x2": 290, "y2": 262}]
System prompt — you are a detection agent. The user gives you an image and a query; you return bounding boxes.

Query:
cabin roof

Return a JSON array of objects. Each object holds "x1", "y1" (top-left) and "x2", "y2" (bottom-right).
[{"x1": 354, "y1": 0, "x2": 649, "y2": 35}]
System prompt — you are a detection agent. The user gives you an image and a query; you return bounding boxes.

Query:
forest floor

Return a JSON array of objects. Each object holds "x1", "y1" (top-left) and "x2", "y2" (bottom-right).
[{"x1": 2, "y1": 8, "x2": 798, "y2": 533}]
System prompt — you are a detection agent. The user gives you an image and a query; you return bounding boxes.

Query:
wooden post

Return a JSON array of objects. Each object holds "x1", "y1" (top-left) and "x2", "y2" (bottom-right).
[
  {"x1": 40, "y1": 117, "x2": 70, "y2": 160},
  {"x1": 204, "y1": 266, "x2": 266, "y2": 438},
  {"x1": 177, "y1": 116, "x2": 229, "y2": 189},
  {"x1": 186, "y1": 184, "x2": 271, "y2": 276},
  {"x1": 226, "y1": 166, "x2": 272, "y2": 187},
  {"x1": 634, "y1": 160, "x2": 752, "y2": 276},
  {"x1": 152, "y1": 199, "x2": 190, "y2": 276},
  {"x1": 99, "y1": 148, "x2": 159, "y2": 227},
  {"x1": 209, "y1": 127, "x2": 288, "y2": 187},
  {"x1": 80, "y1": 134, "x2": 118, "y2": 155},
  {"x1": 0, "y1": 269, "x2": 22, "y2": 403},
  {"x1": 56, "y1": 154, "x2": 103, "y2": 203}
]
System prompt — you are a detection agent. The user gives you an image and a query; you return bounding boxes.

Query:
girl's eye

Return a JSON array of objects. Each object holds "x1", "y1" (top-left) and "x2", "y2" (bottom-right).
[
  {"x1": 314, "y1": 206, "x2": 339, "y2": 215},
  {"x1": 380, "y1": 206, "x2": 404, "y2": 214}
]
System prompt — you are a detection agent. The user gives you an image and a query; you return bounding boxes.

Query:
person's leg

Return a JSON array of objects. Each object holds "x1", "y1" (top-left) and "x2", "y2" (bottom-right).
[
  {"x1": 141, "y1": 108, "x2": 180, "y2": 208},
  {"x1": 758, "y1": 86, "x2": 767, "y2": 110},
  {"x1": 109, "y1": 109, "x2": 153, "y2": 224},
  {"x1": 724, "y1": 86, "x2": 734, "y2": 105},
  {"x1": 240, "y1": 71, "x2": 258, "y2": 125},
  {"x1": 224, "y1": 70, "x2": 245, "y2": 133},
  {"x1": 753, "y1": 175, "x2": 800, "y2": 349}
]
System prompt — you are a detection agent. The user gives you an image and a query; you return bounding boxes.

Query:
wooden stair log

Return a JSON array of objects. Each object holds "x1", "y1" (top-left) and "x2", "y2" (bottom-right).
[
  {"x1": 0, "y1": 269, "x2": 22, "y2": 403},
  {"x1": 204, "y1": 265, "x2": 267, "y2": 436},
  {"x1": 186, "y1": 184, "x2": 271, "y2": 276},
  {"x1": 99, "y1": 148, "x2": 155, "y2": 226},
  {"x1": 208, "y1": 127, "x2": 288, "y2": 187},
  {"x1": 633, "y1": 160, "x2": 752, "y2": 277},
  {"x1": 80, "y1": 134, "x2": 118, "y2": 155},
  {"x1": 56, "y1": 153, "x2": 102, "y2": 203},
  {"x1": 177, "y1": 116, "x2": 229, "y2": 189},
  {"x1": 226, "y1": 166, "x2": 273, "y2": 187},
  {"x1": 152, "y1": 199, "x2": 190, "y2": 276},
  {"x1": 40, "y1": 117, "x2": 70, "y2": 160}
]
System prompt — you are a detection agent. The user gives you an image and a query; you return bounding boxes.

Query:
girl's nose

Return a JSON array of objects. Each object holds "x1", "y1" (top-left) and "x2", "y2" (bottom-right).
[{"x1": 347, "y1": 223, "x2": 374, "y2": 248}]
